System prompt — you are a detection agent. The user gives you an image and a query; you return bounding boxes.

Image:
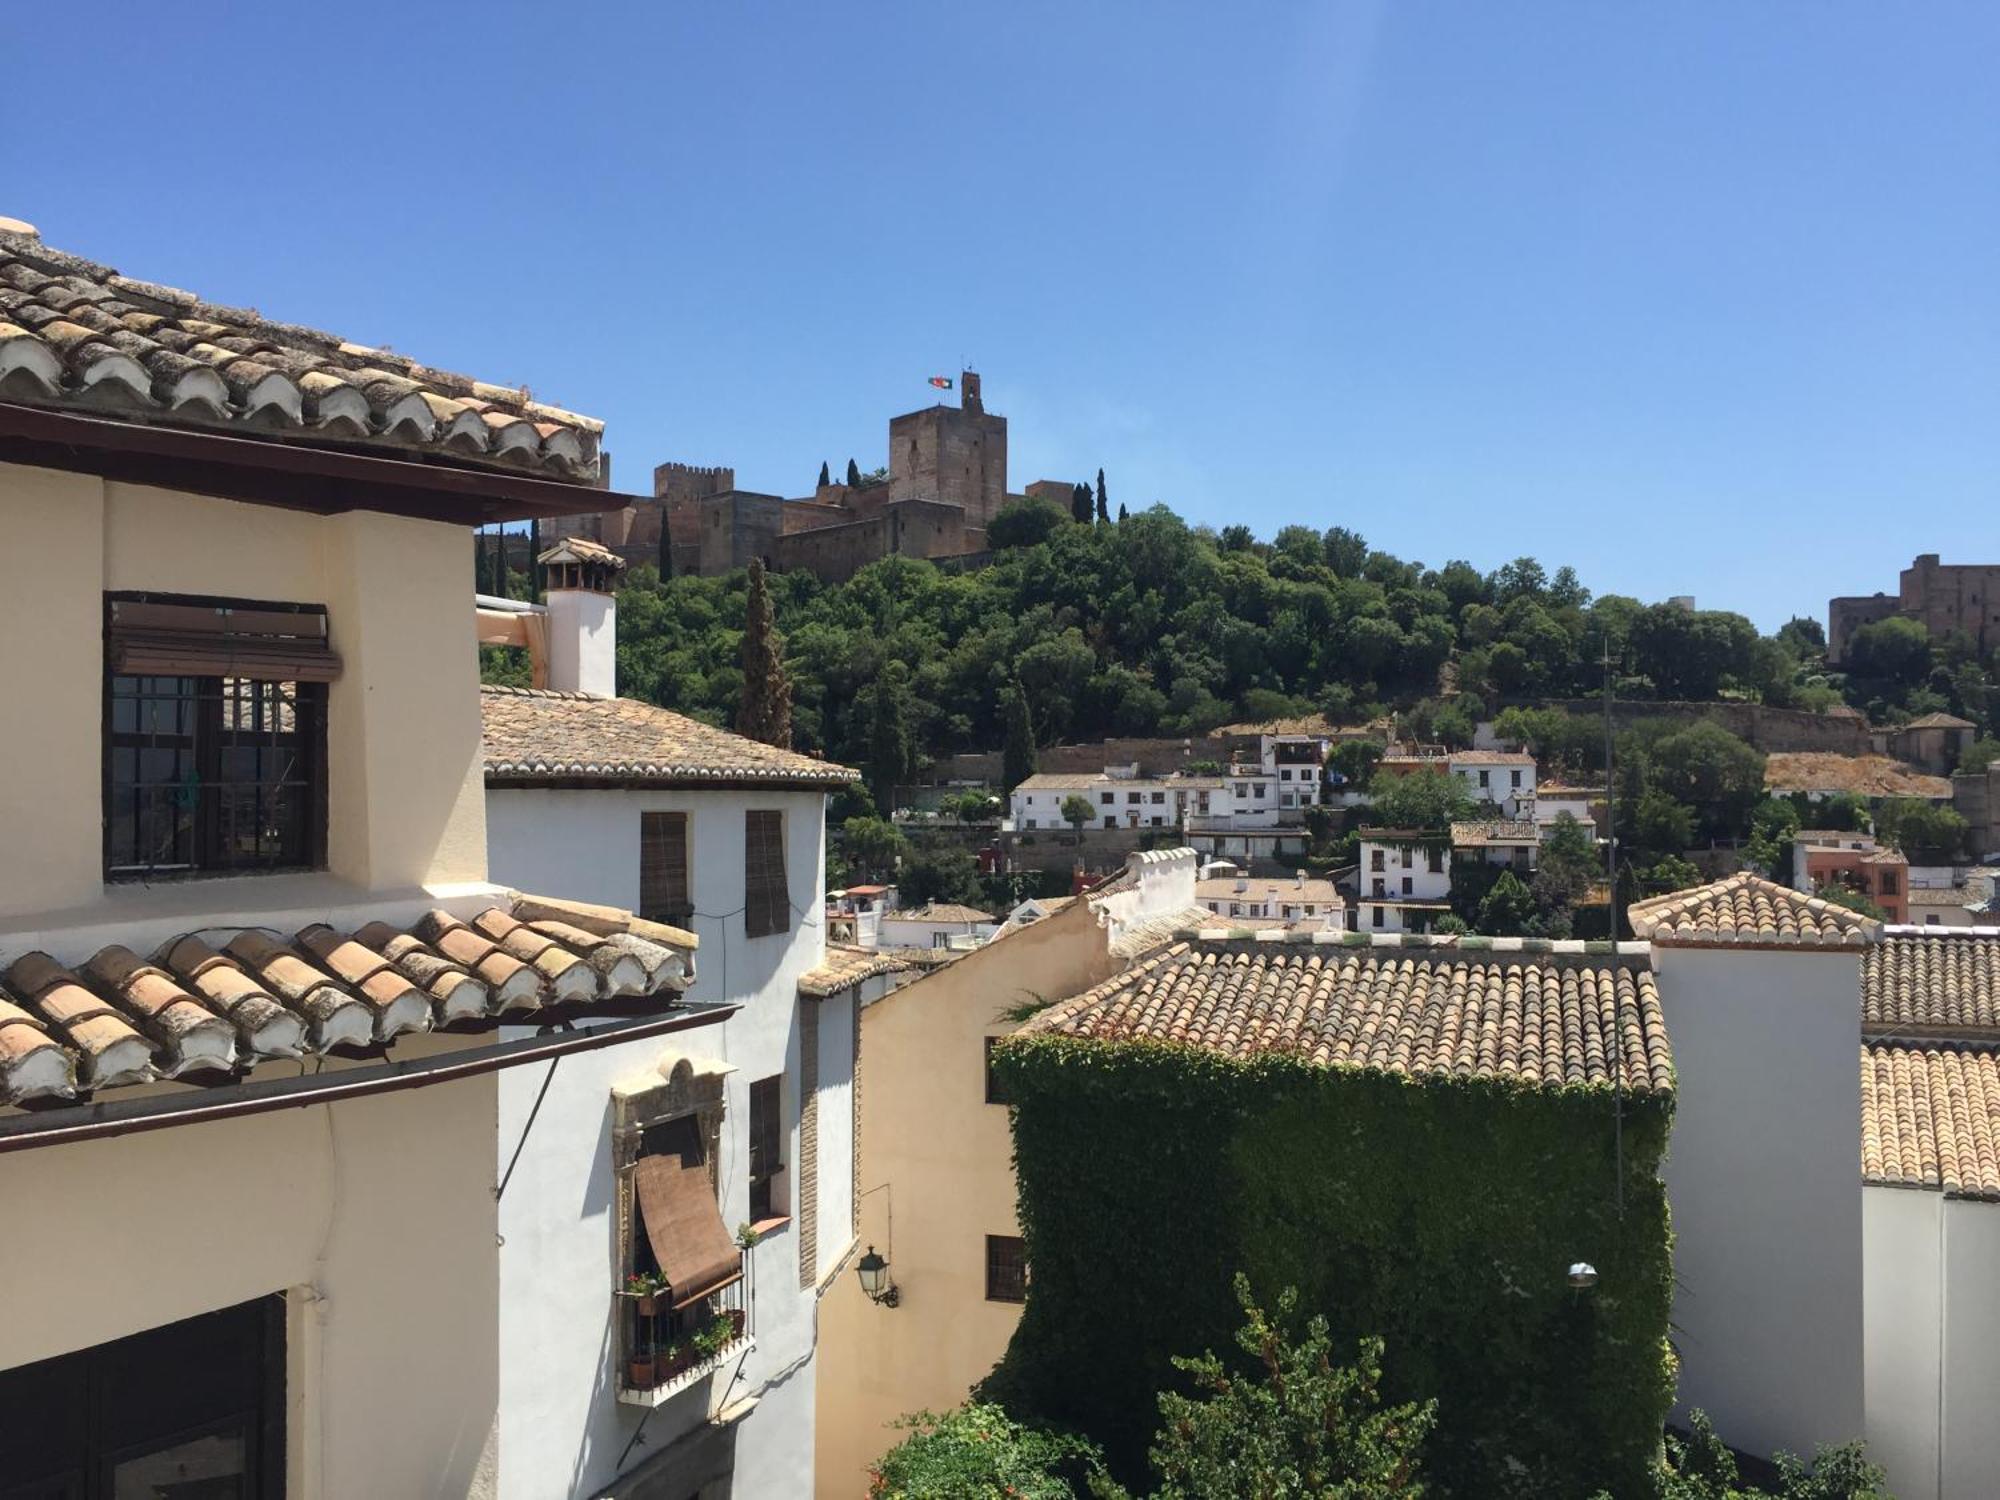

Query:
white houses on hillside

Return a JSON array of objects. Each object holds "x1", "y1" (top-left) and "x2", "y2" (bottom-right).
[
  {"x1": 1356, "y1": 830, "x2": 1453, "y2": 933},
  {"x1": 481, "y1": 545, "x2": 872, "y2": 1498},
  {"x1": 1196, "y1": 869, "x2": 1343, "y2": 927}
]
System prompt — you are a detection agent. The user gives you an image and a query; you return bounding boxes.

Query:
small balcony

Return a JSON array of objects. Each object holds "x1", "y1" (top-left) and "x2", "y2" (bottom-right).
[{"x1": 616, "y1": 1250, "x2": 754, "y2": 1408}]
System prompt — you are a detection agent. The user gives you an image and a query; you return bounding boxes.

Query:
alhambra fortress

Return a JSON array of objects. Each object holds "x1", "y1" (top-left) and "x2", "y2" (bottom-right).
[{"x1": 546, "y1": 372, "x2": 1076, "y2": 582}]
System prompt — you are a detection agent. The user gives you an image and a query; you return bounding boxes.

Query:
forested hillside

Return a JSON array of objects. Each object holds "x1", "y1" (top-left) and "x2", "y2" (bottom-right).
[{"x1": 487, "y1": 497, "x2": 1997, "y2": 775}]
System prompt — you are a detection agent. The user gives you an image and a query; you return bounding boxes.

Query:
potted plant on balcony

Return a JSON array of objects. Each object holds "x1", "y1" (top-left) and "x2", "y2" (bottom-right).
[
  {"x1": 658, "y1": 1329, "x2": 699, "y2": 1381},
  {"x1": 623, "y1": 1270, "x2": 665, "y2": 1317}
]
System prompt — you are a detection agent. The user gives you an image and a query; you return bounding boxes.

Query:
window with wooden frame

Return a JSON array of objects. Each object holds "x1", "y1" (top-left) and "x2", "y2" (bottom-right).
[
  {"x1": 744, "y1": 810, "x2": 789, "y2": 939},
  {"x1": 748, "y1": 1073, "x2": 786, "y2": 1223},
  {"x1": 985, "y1": 1234, "x2": 1028, "y2": 1303},
  {"x1": 640, "y1": 811, "x2": 693, "y2": 926},
  {"x1": 104, "y1": 595, "x2": 336, "y2": 881}
]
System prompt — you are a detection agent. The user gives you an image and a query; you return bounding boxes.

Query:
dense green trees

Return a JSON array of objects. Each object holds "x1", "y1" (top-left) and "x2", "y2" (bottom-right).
[
  {"x1": 1360, "y1": 769, "x2": 1477, "y2": 830},
  {"x1": 1002, "y1": 683, "x2": 1038, "y2": 791},
  {"x1": 551, "y1": 502, "x2": 1994, "y2": 807}
]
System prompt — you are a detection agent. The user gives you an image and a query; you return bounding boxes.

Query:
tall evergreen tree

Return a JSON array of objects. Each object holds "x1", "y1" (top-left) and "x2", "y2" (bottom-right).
[
  {"x1": 527, "y1": 519, "x2": 541, "y2": 603},
  {"x1": 1117, "y1": 502, "x2": 1128, "y2": 523},
  {"x1": 1001, "y1": 682, "x2": 1037, "y2": 791},
  {"x1": 657, "y1": 514, "x2": 673, "y2": 580},
  {"x1": 868, "y1": 661, "x2": 916, "y2": 813},
  {"x1": 1094, "y1": 467, "x2": 1109, "y2": 523},
  {"x1": 489, "y1": 527, "x2": 507, "y2": 598},
  {"x1": 1071, "y1": 482, "x2": 1093, "y2": 524},
  {"x1": 846, "y1": 457, "x2": 862, "y2": 487},
  {"x1": 735, "y1": 559, "x2": 793, "y2": 749},
  {"x1": 818, "y1": 460, "x2": 831, "y2": 488}
]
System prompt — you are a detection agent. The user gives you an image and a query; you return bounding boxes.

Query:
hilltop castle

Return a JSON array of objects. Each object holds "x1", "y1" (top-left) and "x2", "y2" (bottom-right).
[{"x1": 552, "y1": 372, "x2": 1071, "y2": 583}]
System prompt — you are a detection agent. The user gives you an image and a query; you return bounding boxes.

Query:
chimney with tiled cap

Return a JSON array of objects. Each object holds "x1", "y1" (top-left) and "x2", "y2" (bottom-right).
[{"x1": 538, "y1": 537, "x2": 624, "y2": 697}]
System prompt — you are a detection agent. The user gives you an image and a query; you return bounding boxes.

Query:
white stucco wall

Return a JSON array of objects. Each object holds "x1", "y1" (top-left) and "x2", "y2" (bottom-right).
[
  {"x1": 814, "y1": 989, "x2": 858, "y2": 1286},
  {"x1": 0, "y1": 1067, "x2": 501, "y2": 1499},
  {"x1": 0, "y1": 461, "x2": 488, "y2": 926},
  {"x1": 1864, "y1": 1189, "x2": 2000, "y2": 1500},
  {"x1": 1866, "y1": 1187, "x2": 1942, "y2": 1498},
  {"x1": 1657, "y1": 946, "x2": 1864, "y2": 1459},
  {"x1": 484, "y1": 784, "x2": 832, "y2": 1500}
]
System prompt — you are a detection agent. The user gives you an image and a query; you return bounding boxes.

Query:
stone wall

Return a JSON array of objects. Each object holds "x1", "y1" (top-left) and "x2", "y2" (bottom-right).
[
  {"x1": 1000, "y1": 825, "x2": 1176, "y2": 875},
  {"x1": 697, "y1": 491, "x2": 785, "y2": 574},
  {"x1": 1543, "y1": 700, "x2": 1872, "y2": 755},
  {"x1": 1829, "y1": 554, "x2": 2000, "y2": 662},
  {"x1": 1954, "y1": 763, "x2": 1999, "y2": 857},
  {"x1": 888, "y1": 402, "x2": 1007, "y2": 530}
]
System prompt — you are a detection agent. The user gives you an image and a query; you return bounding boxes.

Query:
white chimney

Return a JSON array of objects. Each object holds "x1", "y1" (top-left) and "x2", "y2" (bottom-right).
[
  {"x1": 539, "y1": 537, "x2": 625, "y2": 697},
  {"x1": 1295, "y1": 869, "x2": 1306, "y2": 888}
]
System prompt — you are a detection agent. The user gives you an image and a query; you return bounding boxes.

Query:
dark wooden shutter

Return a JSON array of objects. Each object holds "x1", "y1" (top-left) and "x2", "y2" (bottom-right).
[
  {"x1": 639, "y1": 812, "x2": 691, "y2": 925},
  {"x1": 748, "y1": 1074, "x2": 784, "y2": 1220},
  {"x1": 108, "y1": 598, "x2": 341, "y2": 682},
  {"x1": 744, "y1": 810, "x2": 789, "y2": 939}
]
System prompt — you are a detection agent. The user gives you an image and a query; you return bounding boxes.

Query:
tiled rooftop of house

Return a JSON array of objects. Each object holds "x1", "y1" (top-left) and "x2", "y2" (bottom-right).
[
  {"x1": 891, "y1": 903, "x2": 995, "y2": 925},
  {"x1": 1763, "y1": 753, "x2": 1953, "y2": 801},
  {"x1": 0, "y1": 903, "x2": 693, "y2": 1107},
  {"x1": 1194, "y1": 877, "x2": 1342, "y2": 903},
  {"x1": 1908, "y1": 886, "x2": 1976, "y2": 908},
  {"x1": 1108, "y1": 904, "x2": 1240, "y2": 961},
  {"x1": 1450, "y1": 821, "x2": 1542, "y2": 847},
  {"x1": 1862, "y1": 932, "x2": 2000, "y2": 1034},
  {"x1": 1012, "y1": 773, "x2": 1110, "y2": 792},
  {"x1": 1017, "y1": 938, "x2": 1671, "y2": 1093},
  {"x1": 1903, "y1": 712, "x2": 1976, "y2": 730},
  {"x1": 798, "y1": 943, "x2": 918, "y2": 999},
  {"x1": 1627, "y1": 872, "x2": 1880, "y2": 948},
  {"x1": 1449, "y1": 750, "x2": 1536, "y2": 765},
  {"x1": 481, "y1": 686, "x2": 858, "y2": 788},
  {"x1": 0, "y1": 220, "x2": 601, "y2": 481},
  {"x1": 1862, "y1": 1043, "x2": 2000, "y2": 1200}
]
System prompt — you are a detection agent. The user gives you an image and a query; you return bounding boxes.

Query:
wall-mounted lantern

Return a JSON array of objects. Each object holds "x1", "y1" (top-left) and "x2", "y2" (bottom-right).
[
  {"x1": 856, "y1": 1245, "x2": 900, "y2": 1308},
  {"x1": 1566, "y1": 1261, "x2": 1599, "y2": 1291}
]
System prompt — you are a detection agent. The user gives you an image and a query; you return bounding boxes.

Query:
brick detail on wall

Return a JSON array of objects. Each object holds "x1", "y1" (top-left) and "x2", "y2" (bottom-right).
[{"x1": 798, "y1": 1004, "x2": 819, "y2": 1288}]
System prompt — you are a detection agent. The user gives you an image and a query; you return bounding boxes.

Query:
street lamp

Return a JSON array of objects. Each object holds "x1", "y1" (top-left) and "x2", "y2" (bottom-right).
[
  {"x1": 856, "y1": 1245, "x2": 900, "y2": 1308},
  {"x1": 1567, "y1": 1261, "x2": 1599, "y2": 1291}
]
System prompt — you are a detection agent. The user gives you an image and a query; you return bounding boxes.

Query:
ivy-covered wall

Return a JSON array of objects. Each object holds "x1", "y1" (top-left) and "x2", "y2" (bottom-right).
[{"x1": 984, "y1": 1037, "x2": 1675, "y2": 1498}]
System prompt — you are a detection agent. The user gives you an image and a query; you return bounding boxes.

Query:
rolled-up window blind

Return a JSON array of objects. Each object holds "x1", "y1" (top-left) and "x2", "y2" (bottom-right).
[{"x1": 108, "y1": 598, "x2": 341, "y2": 682}]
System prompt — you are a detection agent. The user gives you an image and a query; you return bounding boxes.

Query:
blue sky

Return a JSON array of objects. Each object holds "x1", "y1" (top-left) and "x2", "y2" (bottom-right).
[{"x1": 7, "y1": 3, "x2": 1995, "y2": 630}]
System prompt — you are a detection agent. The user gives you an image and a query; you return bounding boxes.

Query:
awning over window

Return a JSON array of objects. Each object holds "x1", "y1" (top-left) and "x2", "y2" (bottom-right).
[
  {"x1": 634, "y1": 1117, "x2": 742, "y2": 1309},
  {"x1": 108, "y1": 599, "x2": 341, "y2": 682}
]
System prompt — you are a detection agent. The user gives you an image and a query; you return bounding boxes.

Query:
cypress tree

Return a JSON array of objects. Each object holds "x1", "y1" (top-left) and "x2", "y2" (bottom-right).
[
  {"x1": 818, "y1": 460, "x2": 832, "y2": 489},
  {"x1": 868, "y1": 661, "x2": 916, "y2": 813},
  {"x1": 846, "y1": 457, "x2": 862, "y2": 488},
  {"x1": 1095, "y1": 468, "x2": 1109, "y2": 524},
  {"x1": 735, "y1": 558, "x2": 793, "y2": 749},
  {"x1": 1117, "y1": 503, "x2": 1128, "y2": 523},
  {"x1": 1071, "y1": 482, "x2": 1092, "y2": 524},
  {"x1": 528, "y1": 519, "x2": 541, "y2": 603},
  {"x1": 658, "y1": 514, "x2": 673, "y2": 580},
  {"x1": 1002, "y1": 682, "x2": 1037, "y2": 791}
]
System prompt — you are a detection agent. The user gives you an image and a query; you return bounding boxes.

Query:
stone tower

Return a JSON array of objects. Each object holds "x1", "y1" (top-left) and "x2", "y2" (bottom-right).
[{"x1": 886, "y1": 370, "x2": 1007, "y2": 530}]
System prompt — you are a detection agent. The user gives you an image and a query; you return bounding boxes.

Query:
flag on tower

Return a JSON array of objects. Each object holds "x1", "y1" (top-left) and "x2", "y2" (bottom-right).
[{"x1": 928, "y1": 375, "x2": 953, "y2": 390}]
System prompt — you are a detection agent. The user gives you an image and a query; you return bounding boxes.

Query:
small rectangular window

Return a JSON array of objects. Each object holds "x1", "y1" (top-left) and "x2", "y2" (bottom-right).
[
  {"x1": 1428, "y1": 848, "x2": 1444, "y2": 875},
  {"x1": 640, "y1": 811, "x2": 692, "y2": 926},
  {"x1": 1880, "y1": 873, "x2": 1899, "y2": 895},
  {"x1": 1511, "y1": 769, "x2": 1523, "y2": 788},
  {"x1": 1479, "y1": 769, "x2": 1490, "y2": 788},
  {"x1": 985, "y1": 1235, "x2": 1028, "y2": 1303},
  {"x1": 1401, "y1": 876, "x2": 1413, "y2": 895},
  {"x1": 1100, "y1": 792, "x2": 1114, "y2": 805},
  {"x1": 749, "y1": 1074, "x2": 785, "y2": 1222},
  {"x1": 985, "y1": 1036, "x2": 1008, "y2": 1105},
  {"x1": 744, "y1": 810, "x2": 789, "y2": 939},
  {"x1": 1128, "y1": 792, "x2": 1140, "y2": 804},
  {"x1": 1371, "y1": 906, "x2": 1385, "y2": 929}
]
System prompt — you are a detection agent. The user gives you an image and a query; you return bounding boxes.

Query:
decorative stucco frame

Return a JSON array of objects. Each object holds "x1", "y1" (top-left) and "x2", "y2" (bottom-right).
[{"x1": 612, "y1": 1049, "x2": 735, "y2": 1283}]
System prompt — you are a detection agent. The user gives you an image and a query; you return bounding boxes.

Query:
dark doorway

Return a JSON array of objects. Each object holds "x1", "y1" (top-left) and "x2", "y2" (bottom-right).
[{"x1": 0, "y1": 1295, "x2": 285, "y2": 1498}]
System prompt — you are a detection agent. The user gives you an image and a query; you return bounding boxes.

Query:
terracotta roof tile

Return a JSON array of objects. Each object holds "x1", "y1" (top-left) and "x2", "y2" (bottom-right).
[
  {"x1": 798, "y1": 943, "x2": 919, "y2": 998},
  {"x1": 1903, "y1": 712, "x2": 1976, "y2": 730},
  {"x1": 1863, "y1": 932, "x2": 2000, "y2": 1035},
  {"x1": 0, "y1": 224, "x2": 600, "y2": 481},
  {"x1": 1019, "y1": 938, "x2": 1671, "y2": 1093},
  {"x1": 481, "y1": 686, "x2": 858, "y2": 788},
  {"x1": 1627, "y1": 873, "x2": 1880, "y2": 948},
  {"x1": 0, "y1": 898, "x2": 692, "y2": 1107},
  {"x1": 891, "y1": 903, "x2": 995, "y2": 925},
  {"x1": 1450, "y1": 821, "x2": 1541, "y2": 847},
  {"x1": 1862, "y1": 1043, "x2": 2000, "y2": 1199}
]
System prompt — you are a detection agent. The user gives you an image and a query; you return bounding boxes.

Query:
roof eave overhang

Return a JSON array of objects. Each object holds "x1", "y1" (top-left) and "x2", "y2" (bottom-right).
[
  {"x1": 484, "y1": 771, "x2": 859, "y2": 792},
  {"x1": 0, "y1": 400, "x2": 635, "y2": 526},
  {"x1": 0, "y1": 998, "x2": 737, "y2": 1155}
]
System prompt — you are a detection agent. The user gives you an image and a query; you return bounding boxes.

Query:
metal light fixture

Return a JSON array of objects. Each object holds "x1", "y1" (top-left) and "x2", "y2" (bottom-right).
[
  {"x1": 856, "y1": 1244, "x2": 900, "y2": 1307},
  {"x1": 1567, "y1": 1261, "x2": 1599, "y2": 1291}
]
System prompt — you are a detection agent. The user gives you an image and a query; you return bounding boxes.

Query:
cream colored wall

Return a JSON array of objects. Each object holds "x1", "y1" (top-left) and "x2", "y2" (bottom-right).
[
  {"x1": 0, "y1": 461, "x2": 486, "y2": 923},
  {"x1": 0, "y1": 1063, "x2": 501, "y2": 1499},
  {"x1": 815, "y1": 899, "x2": 1122, "y2": 1497}
]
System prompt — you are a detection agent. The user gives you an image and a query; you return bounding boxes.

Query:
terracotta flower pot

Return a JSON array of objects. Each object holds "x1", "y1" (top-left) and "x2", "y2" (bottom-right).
[
  {"x1": 634, "y1": 1292, "x2": 659, "y2": 1317},
  {"x1": 626, "y1": 1355, "x2": 657, "y2": 1388},
  {"x1": 723, "y1": 1309, "x2": 746, "y2": 1341}
]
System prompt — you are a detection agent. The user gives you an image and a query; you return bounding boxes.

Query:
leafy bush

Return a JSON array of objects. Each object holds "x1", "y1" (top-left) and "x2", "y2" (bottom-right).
[
  {"x1": 869, "y1": 1403, "x2": 1101, "y2": 1498},
  {"x1": 1589, "y1": 1409, "x2": 1890, "y2": 1500}
]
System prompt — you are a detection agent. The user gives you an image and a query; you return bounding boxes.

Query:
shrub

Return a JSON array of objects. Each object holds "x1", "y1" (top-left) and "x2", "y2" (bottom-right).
[{"x1": 869, "y1": 1403, "x2": 1101, "y2": 1498}]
